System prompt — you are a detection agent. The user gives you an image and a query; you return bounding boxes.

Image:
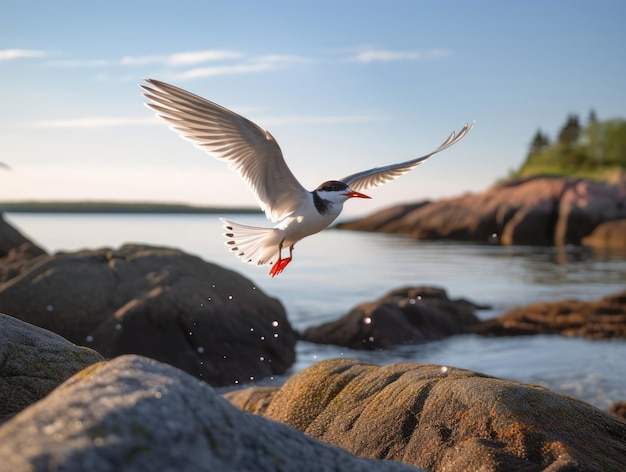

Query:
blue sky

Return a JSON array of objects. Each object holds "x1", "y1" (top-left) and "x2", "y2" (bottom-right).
[{"x1": 2, "y1": 1, "x2": 625, "y2": 216}]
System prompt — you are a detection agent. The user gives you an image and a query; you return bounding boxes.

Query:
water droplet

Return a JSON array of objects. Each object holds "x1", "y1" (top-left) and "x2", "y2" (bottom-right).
[
  {"x1": 363, "y1": 317, "x2": 372, "y2": 324},
  {"x1": 234, "y1": 380, "x2": 239, "y2": 384},
  {"x1": 197, "y1": 346, "x2": 205, "y2": 354},
  {"x1": 440, "y1": 366, "x2": 448, "y2": 374},
  {"x1": 223, "y1": 355, "x2": 227, "y2": 359},
  {"x1": 409, "y1": 299, "x2": 416, "y2": 304},
  {"x1": 155, "y1": 391, "x2": 162, "y2": 399},
  {"x1": 115, "y1": 323, "x2": 122, "y2": 331},
  {"x1": 250, "y1": 327, "x2": 254, "y2": 332},
  {"x1": 45, "y1": 304, "x2": 54, "y2": 312},
  {"x1": 85, "y1": 335, "x2": 93, "y2": 343},
  {"x1": 200, "y1": 303, "x2": 204, "y2": 307},
  {"x1": 260, "y1": 336, "x2": 265, "y2": 341},
  {"x1": 417, "y1": 295, "x2": 422, "y2": 300},
  {"x1": 207, "y1": 297, "x2": 212, "y2": 301},
  {"x1": 259, "y1": 356, "x2": 265, "y2": 361},
  {"x1": 252, "y1": 286, "x2": 257, "y2": 290},
  {"x1": 212, "y1": 284, "x2": 216, "y2": 288},
  {"x1": 249, "y1": 376, "x2": 254, "y2": 381},
  {"x1": 368, "y1": 336, "x2": 375, "y2": 342},
  {"x1": 228, "y1": 295, "x2": 233, "y2": 300},
  {"x1": 273, "y1": 333, "x2": 279, "y2": 338},
  {"x1": 272, "y1": 320, "x2": 279, "y2": 327}
]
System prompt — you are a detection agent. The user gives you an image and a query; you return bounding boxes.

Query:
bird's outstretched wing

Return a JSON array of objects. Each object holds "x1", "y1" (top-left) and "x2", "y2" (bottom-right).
[
  {"x1": 141, "y1": 79, "x2": 308, "y2": 222},
  {"x1": 340, "y1": 122, "x2": 473, "y2": 192}
]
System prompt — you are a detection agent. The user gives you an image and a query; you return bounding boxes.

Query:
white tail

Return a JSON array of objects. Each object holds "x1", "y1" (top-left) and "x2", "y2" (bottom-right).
[{"x1": 220, "y1": 218, "x2": 281, "y2": 267}]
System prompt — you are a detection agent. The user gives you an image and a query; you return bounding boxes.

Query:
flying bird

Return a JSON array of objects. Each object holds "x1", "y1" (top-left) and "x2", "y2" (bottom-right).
[{"x1": 141, "y1": 79, "x2": 473, "y2": 277}]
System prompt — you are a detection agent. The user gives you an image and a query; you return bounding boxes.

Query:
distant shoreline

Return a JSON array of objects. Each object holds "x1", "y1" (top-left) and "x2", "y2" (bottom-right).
[{"x1": 0, "y1": 201, "x2": 262, "y2": 215}]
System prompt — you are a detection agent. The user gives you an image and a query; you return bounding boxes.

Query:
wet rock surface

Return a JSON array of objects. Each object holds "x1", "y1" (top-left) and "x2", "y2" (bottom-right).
[
  {"x1": 0, "y1": 355, "x2": 420, "y2": 472},
  {"x1": 0, "y1": 244, "x2": 297, "y2": 386},
  {"x1": 226, "y1": 358, "x2": 626, "y2": 472},
  {"x1": 473, "y1": 290, "x2": 626, "y2": 339},
  {"x1": 301, "y1": 286, "x2": 484, "y2": 349},
  {"x1": 582, "y1": 218, "x2": 626, "y2": 249},
  {"x1": 336, "y1": 177, "x2": 626, "y2": 246},
  {"x1": 0, "y1": 313, "x2": 104, "y2": 425}
]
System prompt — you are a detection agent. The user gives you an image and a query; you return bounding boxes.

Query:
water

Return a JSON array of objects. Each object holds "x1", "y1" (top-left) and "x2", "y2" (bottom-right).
[{"x1": 5, "y1": 213, "x2": 626, "y2": 410}]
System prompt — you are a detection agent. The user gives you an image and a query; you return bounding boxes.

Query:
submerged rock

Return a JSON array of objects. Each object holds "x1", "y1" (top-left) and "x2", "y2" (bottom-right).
[
  {"x1": 336, "y1": 177, "x2": 626, "y2": 246},
  {"x1": 473, "y1": 290, "x2": 626, "y2": 339},
  {"x1": 0, "y1": 313, "x2": 103, "y2": 424},
  {"x1": 0, "y1": 244, "x2": 297, "y2": 386},
  {"x1": 301, "y1": 286, "x2": 483, "y2": 349},
  {"x1": 226, "y1": 358, "x2": 626, "y2": 472},
  {"x1": 0, "y1": 355, "x2": 420, "y2": 472}
]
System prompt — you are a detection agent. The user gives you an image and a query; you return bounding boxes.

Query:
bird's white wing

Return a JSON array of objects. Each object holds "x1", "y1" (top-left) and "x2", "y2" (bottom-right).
[
  {"x1": 340, "y1": 122, "x2": 473, "y2": 192},
  {"x1": 141, "y1": 79, "x2": 308, "y2": 222}
]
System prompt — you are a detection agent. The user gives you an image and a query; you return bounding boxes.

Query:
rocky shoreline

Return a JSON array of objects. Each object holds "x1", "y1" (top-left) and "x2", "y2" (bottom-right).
[
  {"x1": 335, "y1": 176, "x2": 626, "y2": 248},
  {"x1": 1, "y1": 211, "x2": 626, "y2": 470}
]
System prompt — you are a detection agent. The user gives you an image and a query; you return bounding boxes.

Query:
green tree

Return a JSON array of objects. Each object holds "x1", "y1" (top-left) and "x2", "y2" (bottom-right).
[
  {"x1": 557, "y1": 114, "x2": 581, "y2": 153},
  {"x1": 526, "y1": 129, "x2": 551, "y2": 160},
  {"x1": 512, "y1": 112, "x2": 626, "y2": 179}
]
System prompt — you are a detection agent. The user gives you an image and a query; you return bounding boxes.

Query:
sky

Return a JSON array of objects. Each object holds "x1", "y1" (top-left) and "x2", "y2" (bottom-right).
[{"x1": 1, "y1": 0, "x2": 625, "y2": 216}]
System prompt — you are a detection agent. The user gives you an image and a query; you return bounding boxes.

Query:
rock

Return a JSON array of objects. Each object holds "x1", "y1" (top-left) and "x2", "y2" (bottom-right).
[
  {"x1": 336, "y1": 177, "x2": 626, "y2": 246},
  {"x1": 0, "y1": 244, "x2": 297, "y2": 386},
  {"x1": 226, "y1": 358, "x2": 626, "y2": 471},
  {"x1": 0, "y1": 355, "x2": 421, "y2": 472},
  {"x1": 582, "y1": 219, "x2": 626, "y2": 249},
  {"x1": 0, "y1": 213, "x2": 46, "y2": 259},
  {"x1": 609, "y1": 401, "x2": 626, "y2": 421},
  {"x1": 0, "y1": 214, "x2": 47, "y2": 283},
  {"x1": 473, "y1": 290, "x2": 626, "y2": 339},
  {"x1": 301, "y1": 286, "x2": 483, "y2": 349},
  {"x1": 0, "y1": 313, "x2": 103, "y2": 424}
]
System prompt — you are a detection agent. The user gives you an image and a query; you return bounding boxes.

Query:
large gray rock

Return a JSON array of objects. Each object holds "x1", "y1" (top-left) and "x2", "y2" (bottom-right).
[
  {"x1": 0, "y1": 313, "x2": 103, "y2": 424},
  {"x1": 337, "y1": 177, "x2": 626, "y2": 246},
  {"x1": 226, "y1": 358, "x2": 626, "y2": 471},
  {"x1": 0, "y1": 355, "x2": 421, "y2": 472},
  {"x1": 301, "y1": 286, "x2": 482, "y2": 349},
  {"x1": 0, "y1": 244, "x2": 297, "y2": 386}
]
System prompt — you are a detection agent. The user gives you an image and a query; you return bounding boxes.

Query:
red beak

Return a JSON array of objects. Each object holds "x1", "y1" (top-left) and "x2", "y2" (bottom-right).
[{"x1": 343, "y1": 190, "x2": 371, "y2": 199}]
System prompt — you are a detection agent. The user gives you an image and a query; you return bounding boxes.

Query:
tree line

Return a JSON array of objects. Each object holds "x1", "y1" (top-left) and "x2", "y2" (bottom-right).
[{"x1": 513, "y1": 111, "x2": 626, "y2": 179}]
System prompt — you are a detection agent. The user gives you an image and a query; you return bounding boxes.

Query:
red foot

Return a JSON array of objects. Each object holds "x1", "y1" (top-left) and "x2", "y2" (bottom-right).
[{"x1": 269, "y1": 257, "x2": 292, "y2": 277}]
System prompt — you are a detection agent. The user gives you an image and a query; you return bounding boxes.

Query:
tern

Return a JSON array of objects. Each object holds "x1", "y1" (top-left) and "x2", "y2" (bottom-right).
[{"x1": 141, "y1": 79, "x2": 473, "y2": 277}]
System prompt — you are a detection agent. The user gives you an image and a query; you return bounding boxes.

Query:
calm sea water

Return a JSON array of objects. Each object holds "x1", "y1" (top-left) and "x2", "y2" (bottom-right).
[{"x1": 6, "y1": 213, "x2": 626, "y2": 409}]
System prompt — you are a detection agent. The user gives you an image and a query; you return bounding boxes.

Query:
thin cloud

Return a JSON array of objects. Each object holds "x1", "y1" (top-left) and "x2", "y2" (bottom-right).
[
  {"x1": 172, "y1": 54, "x2": 312, "y2": 80},
  {"x1": 26, "y1": 116, "x2": 158, "y2": 129},
  {"x1": 347, "y1": 48, "x2": 450, "y2": 63},
  {"x1": 257, "y1": 113, "x2": 386, "y2": 126},
  {"x1": 122, "y1": 49, "x2": 244, "y2": 66},
  {"x1": 173, "y1": 62, "x2": 274, "y2": 80},
  {"x1": 0, "y1": 49, "x2": 48, "y2": 61},
  {"x1": 46, "y1": 58, "x2": 112, "y2": 68},
  {"x1": 23, "y1": 112, "x2": 382, "y2": 129}
]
